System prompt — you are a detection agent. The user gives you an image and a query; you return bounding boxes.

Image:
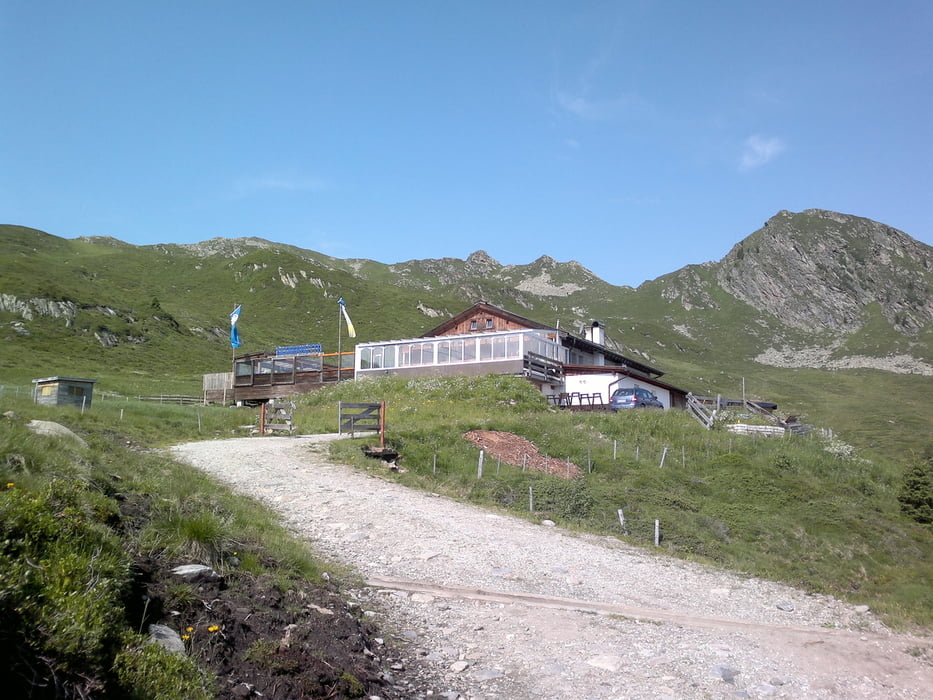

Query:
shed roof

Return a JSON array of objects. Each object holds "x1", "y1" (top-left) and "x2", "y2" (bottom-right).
[{"x1": 32, "y1": 376, "x2": 97, "y2": 384}]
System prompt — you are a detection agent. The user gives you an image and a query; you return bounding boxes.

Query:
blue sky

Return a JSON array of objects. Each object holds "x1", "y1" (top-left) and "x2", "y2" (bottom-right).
[{"x1": 3, "y1": 1, "x2": 931, "y2": 287}]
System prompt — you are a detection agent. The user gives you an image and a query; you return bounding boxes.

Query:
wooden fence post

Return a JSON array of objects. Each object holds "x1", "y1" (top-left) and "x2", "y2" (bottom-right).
[
  {"x1": 654, "y1": 519, "x2": 660, "y2": 546},
  {"x1": 477, "y1": 450, "x2": 484, "y2": 478}
]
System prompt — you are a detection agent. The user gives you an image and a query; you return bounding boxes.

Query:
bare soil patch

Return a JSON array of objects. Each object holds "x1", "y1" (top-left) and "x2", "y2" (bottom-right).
[{"x1": 462, "y1": 429, "x2": 582, "y2": 477}]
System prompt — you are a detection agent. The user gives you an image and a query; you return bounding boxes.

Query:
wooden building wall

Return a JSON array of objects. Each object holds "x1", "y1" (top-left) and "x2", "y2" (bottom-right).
[
  {"x1": 438, "y1": 309, "x2": 531, "y2": 336},
  {"x1": 33, "y1": 378, "x2": 95, "y2": 409}
]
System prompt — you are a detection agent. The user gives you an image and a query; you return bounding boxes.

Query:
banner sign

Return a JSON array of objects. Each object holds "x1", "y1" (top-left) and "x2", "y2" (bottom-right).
[{"x1": 275, "y1": 343, "x2": 323, "y2": 356}]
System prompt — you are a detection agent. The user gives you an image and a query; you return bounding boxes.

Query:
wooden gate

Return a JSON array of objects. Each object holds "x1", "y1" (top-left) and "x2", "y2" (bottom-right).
[
  {"x1": 260, "y1": 399, "x2": 296, "y2": 435},
  {"x1": 338, "y1": 401, "x2": 385, "y2": 443}
]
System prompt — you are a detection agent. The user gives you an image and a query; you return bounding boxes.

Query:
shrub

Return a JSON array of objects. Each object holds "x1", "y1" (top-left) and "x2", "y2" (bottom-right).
[
  {"x1": 529, "y1": 476, "x2": 594, "y2": 520},
  {"x1": 899, "y1": 455, "x2": 933, "y2": 526}
]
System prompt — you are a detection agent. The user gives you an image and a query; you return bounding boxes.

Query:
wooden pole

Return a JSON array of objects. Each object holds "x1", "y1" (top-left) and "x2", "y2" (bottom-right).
[
  {"x1": 379, "y1": 400, "x2": 386, "y2": 447},
  {"x1": 260, "y1": 402, "x2": 266, "y2": 436}
]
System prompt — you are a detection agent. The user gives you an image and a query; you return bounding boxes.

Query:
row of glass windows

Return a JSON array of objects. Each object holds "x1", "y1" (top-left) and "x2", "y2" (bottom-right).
[
  {"x1": 235, "y1": 356, "x2": 323, "y2": 376},
  {"x1": 357, "y1": 331, "x2": 566, "y2": 371}
]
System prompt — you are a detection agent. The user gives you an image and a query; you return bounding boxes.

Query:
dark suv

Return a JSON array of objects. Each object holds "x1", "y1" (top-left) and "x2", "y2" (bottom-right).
[{"x1": 609, "y1": 387, "x2": 663, "y2": 410}]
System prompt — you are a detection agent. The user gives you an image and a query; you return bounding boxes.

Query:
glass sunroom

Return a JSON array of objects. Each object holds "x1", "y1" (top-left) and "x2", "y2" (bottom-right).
[{"x1": 355, "y1": 329, "x2": 567, "y2": 378}]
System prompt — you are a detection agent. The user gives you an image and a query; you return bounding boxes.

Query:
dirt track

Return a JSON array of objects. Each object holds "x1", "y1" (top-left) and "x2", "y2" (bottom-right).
[{"x1": 171, "y1": 435, "x2": 933, "y2": 699}]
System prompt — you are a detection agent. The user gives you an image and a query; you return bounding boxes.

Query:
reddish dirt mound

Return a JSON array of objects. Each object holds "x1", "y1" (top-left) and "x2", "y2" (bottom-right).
[{"x1": 462, "y1": 430, "x2": 582, "y2": 478}]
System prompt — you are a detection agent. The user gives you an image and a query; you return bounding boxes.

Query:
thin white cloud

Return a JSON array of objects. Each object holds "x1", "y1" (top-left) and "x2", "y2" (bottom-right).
[
  {"x1": 555, "y1": 89, "x2": 649, "y2": 122},
  {"x1": 739, "y1": 135, "x2": 786, "y2": 171},
  {"x1": 234, "y1": 175, "x2": 327, "y2": 196}
]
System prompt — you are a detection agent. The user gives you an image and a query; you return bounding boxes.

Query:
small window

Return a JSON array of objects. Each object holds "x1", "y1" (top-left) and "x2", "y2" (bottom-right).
[
  {"x1": 485, "y1": 318, "x2": 494, "y2": 328},
  {"x1": 470, "y1": 320, "x2": 478, "y2": 330}
]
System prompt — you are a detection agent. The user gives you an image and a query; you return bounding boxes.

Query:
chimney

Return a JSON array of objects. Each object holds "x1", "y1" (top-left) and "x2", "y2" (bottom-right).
[{"x1": 586, "y1": 321, "x2": 605, "y2": 346}]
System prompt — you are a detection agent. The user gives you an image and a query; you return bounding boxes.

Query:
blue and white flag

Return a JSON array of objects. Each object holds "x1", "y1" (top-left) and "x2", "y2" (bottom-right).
[
  {"x1": 230, "y1": 305, "x2": 242, "y2": 348},
  {"x1": 337, "y1": 298, "x2": 356, "y2": 338}
]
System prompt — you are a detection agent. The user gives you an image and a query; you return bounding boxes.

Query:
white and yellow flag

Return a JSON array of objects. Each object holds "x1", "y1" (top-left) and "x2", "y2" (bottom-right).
[{"x1": 337, "y1": 298, "x2": 356, "y2": 338}]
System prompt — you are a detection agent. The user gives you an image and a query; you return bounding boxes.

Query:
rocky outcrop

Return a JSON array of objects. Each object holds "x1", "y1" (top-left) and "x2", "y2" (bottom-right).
[
  {"x1": 715, "y1": 210, "x2": 933, "y2": 334},
  {"x1": 0, "y1": 294, "x2": 78, "y2": 325}
]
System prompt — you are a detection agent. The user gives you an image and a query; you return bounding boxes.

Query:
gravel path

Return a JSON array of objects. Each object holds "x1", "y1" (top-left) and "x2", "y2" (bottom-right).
[{"x1": 170, "y1": 435, "x2": 933, "y2": 700}]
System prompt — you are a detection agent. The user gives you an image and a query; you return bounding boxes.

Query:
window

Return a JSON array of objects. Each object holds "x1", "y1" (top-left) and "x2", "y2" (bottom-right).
[
  {"x1": 469, "y1": 320, "x2": 478, "y2": 330},
  {"x1": 437, "y1": 341, "x2": 451, "y2": 364},
  {"x1": 421, "y1": 343, "x2": 434, "y2": 365},
  {"x1": 449, "y1": 339, "x2": 463, "y2": 362},
  {"x1": 382, "y1": 346, "x2": 396, "y2": 368},
  {"x1": 273, "y1": 358, "x2": 293, "y2": 374},
  {"x1": 485, "y1": 318, "x2": 494, "y2": 328},
  {"x1": 507, "y1": 334, "x2": 521, "y2": 358}
]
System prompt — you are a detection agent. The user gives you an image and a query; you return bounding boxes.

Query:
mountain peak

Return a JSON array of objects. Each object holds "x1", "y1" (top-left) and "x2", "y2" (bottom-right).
[
  {"x1": 717, "y1": 210, "x2": 933, "y2": 334},
  {"x1": 466, "y1": 250, "x2": 501, "y2": 267}
]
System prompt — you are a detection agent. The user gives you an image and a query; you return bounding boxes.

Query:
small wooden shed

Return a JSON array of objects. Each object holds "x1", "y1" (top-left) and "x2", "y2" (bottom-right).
[{"x1": 32, "y1": 376, "x2": 97, "y2": 409}]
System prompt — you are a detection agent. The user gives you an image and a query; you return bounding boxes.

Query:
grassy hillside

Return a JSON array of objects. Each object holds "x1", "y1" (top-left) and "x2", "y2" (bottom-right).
[
  {"x1": 0, "y1": 394, "x2": 403, "y2": 698},
  {"x1": 2, "y1": 224, "x2": 930, "y2": 467}
]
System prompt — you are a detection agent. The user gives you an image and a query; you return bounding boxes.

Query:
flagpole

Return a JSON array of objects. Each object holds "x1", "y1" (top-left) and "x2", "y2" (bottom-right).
[
  {"x1": 336, "y1": 301, "x2": 343, "y2": 378},
  {"x1": 231, "y1": 303, "x2": 237, "y2": 369}
]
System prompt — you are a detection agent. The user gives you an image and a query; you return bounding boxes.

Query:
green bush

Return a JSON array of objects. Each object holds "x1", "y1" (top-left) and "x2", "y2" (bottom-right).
[
  {"x1": 528, "y1": 475, "x2": 595, "y2": 520},
  {"x1": 899, "y1": 455, "x2": 933, "y2": 526}
]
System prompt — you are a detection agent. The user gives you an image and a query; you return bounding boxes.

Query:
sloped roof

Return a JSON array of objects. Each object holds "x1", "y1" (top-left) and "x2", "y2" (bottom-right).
[{"x1": 421, "y1": 301, "x2": 552, "y2": 337}]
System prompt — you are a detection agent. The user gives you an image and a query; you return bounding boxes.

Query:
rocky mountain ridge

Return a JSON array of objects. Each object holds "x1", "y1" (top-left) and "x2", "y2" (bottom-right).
[
  {"x1": 2, "y1": 210, "x2": 931, "y2": 379},
  {"x1": 715, "y1": 209, "x2": 932, "y2": 335}
]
